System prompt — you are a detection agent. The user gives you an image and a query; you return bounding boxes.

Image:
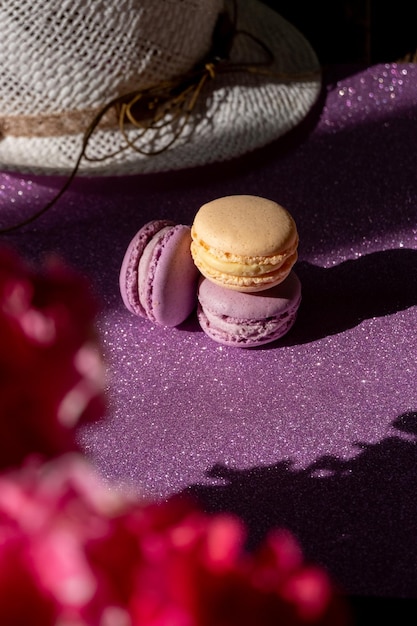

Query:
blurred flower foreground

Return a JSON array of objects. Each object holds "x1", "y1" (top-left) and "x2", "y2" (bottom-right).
[{"x1": 0, "y1": 246, "x2": 351, "y2": 626}]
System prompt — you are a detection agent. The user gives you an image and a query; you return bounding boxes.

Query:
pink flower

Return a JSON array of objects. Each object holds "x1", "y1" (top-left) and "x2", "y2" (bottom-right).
[
  {"x1": 0, "y1": 246, "x2": 106, "y2": 469},
  {"x1": 0, "y1": 456, "x2": 351, "y2": 626},
  {"x1": 126, "y1": 498, "x2": 351, "y2": 626},
  {"x1": 0, "y1": 454, "x2": 133, "y2": 625},
  {"x1": 0, "y1": 527, "x2": 57, "y2": 626}
]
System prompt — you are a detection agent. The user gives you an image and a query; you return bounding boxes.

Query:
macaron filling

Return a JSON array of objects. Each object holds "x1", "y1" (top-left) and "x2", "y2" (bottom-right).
[
  {"x1": 119, "y1": 219, "x2": 174, "y2": 318},
  {"x1": 191, "y1": 241, "x2": 298, "y2": 275},
  {"x1": 193, "y1": 251, "x2": 298, "y2": 291},
  {"x1": 137, "y1": 224, "x2": 199, "y2": 326},
  {"x1": 137, "y1": 226, "x2": 172, "y2": 321}
]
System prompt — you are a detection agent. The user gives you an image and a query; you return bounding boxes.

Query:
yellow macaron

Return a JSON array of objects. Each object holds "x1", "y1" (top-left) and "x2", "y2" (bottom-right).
[{"x1": 190, "y1": 195, "x2": 299, "y2": 292}]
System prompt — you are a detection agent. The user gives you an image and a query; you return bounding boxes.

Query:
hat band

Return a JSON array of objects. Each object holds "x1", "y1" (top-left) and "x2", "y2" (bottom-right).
[
  {"x1": 0, "y1": 4, "x2": 237, "y2": 141},
  {"x1": 0, "y1": 107, "x2": 119, "y2": 138},
  {"x1": 0, "y1": 2, "x2": 269, "y2": 142}
]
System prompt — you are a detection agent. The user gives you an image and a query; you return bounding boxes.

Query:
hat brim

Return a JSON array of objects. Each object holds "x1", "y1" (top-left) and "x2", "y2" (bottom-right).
[{"x1": 0, "y1": 0, "x2": 321, "y2": 176}]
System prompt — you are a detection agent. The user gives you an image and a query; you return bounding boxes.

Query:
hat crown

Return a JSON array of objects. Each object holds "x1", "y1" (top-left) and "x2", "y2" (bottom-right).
[{"x1": 1, "y1": 0, "x2": 223, "y2": 116}]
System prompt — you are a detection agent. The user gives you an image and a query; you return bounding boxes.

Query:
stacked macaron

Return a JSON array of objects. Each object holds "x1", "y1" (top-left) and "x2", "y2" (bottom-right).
[
  {"x1": 119, "y1": 195, "x2": 302, "y2": 347},
  {"x1": 191, "y1": 195, "x2": 301, "y2": 347}
]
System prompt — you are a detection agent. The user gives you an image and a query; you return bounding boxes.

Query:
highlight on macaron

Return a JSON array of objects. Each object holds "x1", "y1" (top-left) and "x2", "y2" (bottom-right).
[{"x1": 119, "y1": 195, "x2": 302, "y2": 347}]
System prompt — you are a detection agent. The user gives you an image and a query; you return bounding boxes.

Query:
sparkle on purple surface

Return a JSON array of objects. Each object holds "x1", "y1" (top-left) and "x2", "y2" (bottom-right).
[{"x1": 1, "y1": 64, "x2": 417, "y2": 599}]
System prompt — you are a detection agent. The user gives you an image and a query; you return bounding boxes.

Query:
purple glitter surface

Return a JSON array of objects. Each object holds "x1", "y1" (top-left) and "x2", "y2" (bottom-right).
[{"x1": 1, "y1": 64, "x2": 417, "y2": 600}]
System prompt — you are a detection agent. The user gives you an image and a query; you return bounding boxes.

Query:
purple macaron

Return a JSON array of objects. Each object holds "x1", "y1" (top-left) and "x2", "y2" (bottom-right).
[
  {"x1": 119, "y1": 219, "x2": 200, "y2": 327},
  {"x1": 197, "y1": 271, "x2": 302, "y2": 347}
]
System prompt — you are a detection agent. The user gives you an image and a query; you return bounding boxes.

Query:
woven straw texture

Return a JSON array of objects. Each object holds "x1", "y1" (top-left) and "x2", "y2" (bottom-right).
[
  {"x1": 1, "y1": 0, "x2": 221, "y2": 118},
  {"x1": 0, "y1": 0, "x2": 321, "y2": 175}
]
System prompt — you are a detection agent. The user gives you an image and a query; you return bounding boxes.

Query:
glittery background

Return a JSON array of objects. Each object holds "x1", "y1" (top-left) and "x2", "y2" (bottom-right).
[{"x1": 1, "y1": 64, "x2": 417, "y2": 600}]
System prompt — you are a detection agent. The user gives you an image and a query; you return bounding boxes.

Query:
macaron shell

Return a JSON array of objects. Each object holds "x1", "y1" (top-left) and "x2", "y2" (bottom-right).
[
  {"x1": 190, "y1": 195, "x2": 299, "y2": 291},
  {"x1": 197, "y1": 271, "x2": 302, "y2": 347},
  {"x1": 139, "y1": 224, "x2": 200, "y2": 327},
  {"x1": 191, "y1": 195, "x2": 298, "y2": 257},
  {"x1": 119, "y1": 219, "x2": 175, "y2": 317}
]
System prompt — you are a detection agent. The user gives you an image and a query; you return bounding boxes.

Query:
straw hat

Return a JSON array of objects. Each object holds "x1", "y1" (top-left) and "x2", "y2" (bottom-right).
[{"x1": 0, "y1": 0, "x2": 321, "y2": 176}]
